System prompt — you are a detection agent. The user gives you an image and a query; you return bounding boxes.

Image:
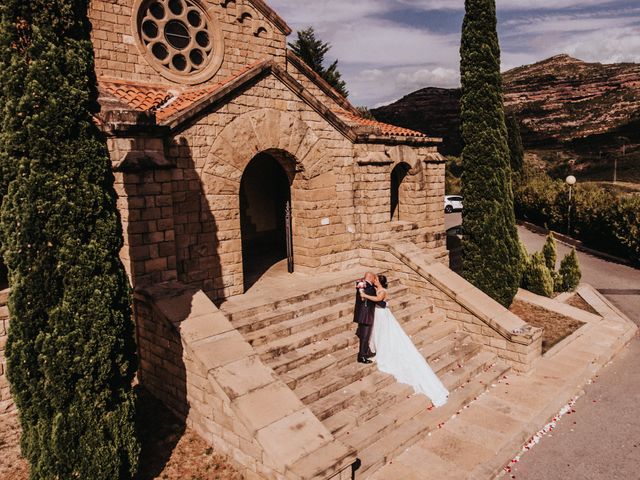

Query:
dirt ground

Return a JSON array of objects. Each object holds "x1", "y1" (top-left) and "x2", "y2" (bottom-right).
[
  {"x1": 0, "y1": 389, "x2": 243, "y2": 480},
  {"x1": 566, "y1": 293, "x2": 600, "y2": 316},
  {"x1": 510, "y1": 300, "x2": 586, "y2": 353}
]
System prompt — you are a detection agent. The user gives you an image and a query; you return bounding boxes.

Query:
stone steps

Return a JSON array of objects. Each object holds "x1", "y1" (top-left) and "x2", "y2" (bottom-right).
[
  {"x1": 355, "y1": 360, "x2": 510, "y2": 478},
  {"x1": 266, "y1": 302, "x2": 441, "y2": 376},
  {"x1": 226, "y1": 276, "x2": 400, "y2": 328},
  {"x1": 256, "y1": 293, "x2": 427, "y2": 362},
  {"x1": 225, "y1": 274, "x2": 509, "y2": 479},
  {"x1": 293, "y1": 321, "x2": 462, "y2": 411},
  {"x1": 308, "y1": 335, "x2": 482, "y2": 424},
  {"x1": 245, "y1": 284, "x2": 410, "y2": 347}
]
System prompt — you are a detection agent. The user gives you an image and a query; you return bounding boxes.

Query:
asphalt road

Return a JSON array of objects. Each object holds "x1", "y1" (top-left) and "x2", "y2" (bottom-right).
[{"x1": 444, "y1": 212, "x2": 640, "y2": 480}]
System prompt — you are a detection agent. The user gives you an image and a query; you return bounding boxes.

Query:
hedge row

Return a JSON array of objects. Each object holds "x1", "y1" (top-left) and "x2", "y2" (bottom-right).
[{"x1": 514, "y1": 172, "x2": 640, "y2": 266}]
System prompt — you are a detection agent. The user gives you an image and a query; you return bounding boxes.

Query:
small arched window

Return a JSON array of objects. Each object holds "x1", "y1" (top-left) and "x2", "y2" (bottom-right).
[{"x1": 390, "y1": 163, "x2": 411, "y2": 221}]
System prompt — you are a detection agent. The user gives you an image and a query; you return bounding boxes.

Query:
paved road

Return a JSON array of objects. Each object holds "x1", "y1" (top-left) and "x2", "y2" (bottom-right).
[{"x1": 444, "y1": 212, "x2": 640, "y2": 479}]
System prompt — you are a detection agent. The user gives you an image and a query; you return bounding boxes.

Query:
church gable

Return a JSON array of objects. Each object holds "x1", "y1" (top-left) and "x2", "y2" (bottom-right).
[{"x1": 89, "y1": 0, "x2": 289, "y2": 87}]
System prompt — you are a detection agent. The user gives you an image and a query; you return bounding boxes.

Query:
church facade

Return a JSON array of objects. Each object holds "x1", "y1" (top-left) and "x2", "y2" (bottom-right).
[{"x1": 94, "y1": 0, "x2": 447, "y2": 300}]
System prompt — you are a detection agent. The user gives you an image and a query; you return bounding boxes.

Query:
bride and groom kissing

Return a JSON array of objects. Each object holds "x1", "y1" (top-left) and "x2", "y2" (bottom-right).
[{"x1": 353, "y1": 272, "x2": 449, "y2": 408}]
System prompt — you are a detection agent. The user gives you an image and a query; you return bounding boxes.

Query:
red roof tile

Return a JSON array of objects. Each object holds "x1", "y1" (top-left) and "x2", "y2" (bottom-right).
[
  {"x1": 335, "y1": 109, "x2": 427, "y2": 138},
  {"x1": 99, "y1": 62, "x2": 264, "y2": 123}
]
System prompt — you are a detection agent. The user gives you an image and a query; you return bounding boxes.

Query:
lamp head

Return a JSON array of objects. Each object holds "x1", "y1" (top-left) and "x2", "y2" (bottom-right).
[{"x1": 566, "y1": 175, "x2": 577, "y2": 186}]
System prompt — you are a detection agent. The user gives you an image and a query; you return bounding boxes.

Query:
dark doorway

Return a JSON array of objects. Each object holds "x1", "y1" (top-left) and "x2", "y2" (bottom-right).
[
  {"x1": 240, "y1": 153, "x2": 292, "y2": 291},
  {"x1": 390, "y1": 163, "x2": 410, "y2": 221}
]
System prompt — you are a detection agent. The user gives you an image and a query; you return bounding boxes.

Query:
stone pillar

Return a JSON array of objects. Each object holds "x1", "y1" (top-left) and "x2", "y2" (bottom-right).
[{"x1": 109, "y1": 136, "x2": 179, "y2": 289}]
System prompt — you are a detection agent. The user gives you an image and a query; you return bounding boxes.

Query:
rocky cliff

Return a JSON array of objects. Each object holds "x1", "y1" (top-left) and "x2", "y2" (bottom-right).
[{"x1": 372, "y1": 55, "x2": 640, "y2": 155}]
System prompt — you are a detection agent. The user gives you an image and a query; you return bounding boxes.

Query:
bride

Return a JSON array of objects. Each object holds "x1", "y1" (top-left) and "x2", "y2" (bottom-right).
[{"x1": 360, "y1": 274, "x2": 449, "y2": 407}]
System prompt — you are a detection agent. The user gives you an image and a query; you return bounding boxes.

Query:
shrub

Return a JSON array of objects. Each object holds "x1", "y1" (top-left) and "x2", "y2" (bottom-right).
[
  {"x1": 522, "y1": 252, "x2": 555, "y2": 297},
  {"x1": 0, "y1": 2, "x2": 139, "y2": 478},
  {"x1": 460, "y1": 0, "x2": 521, "y2": 307},
  {"x1": 542, "y1": 233, "x2": 557, "y2": 271},
  {"x1": 514, "y1": 170, "x2": 640, "y2": 266},
  {"x1": 559, "y1": 249, "x2": 582, "y2": 292}
]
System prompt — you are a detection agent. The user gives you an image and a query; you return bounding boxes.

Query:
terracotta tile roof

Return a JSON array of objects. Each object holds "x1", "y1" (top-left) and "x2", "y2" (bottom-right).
[
  {"x1": 100, "y1": 81, "x2": 172, "y2": 112},
  {"x1": 98, "y1": 62, "x2": 263, "y2": 123},
  {"x1": 335, "y1": 109, "x2": 427, "y2": 138}
]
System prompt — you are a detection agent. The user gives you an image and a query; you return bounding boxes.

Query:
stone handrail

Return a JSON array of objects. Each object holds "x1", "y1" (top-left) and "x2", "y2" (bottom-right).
[
  {"x1": 371, "y1": 241, "x2": 543, "y2": 372},
  {"x1": 134, "y1": 282, "x2": 356, "y2": 480}
]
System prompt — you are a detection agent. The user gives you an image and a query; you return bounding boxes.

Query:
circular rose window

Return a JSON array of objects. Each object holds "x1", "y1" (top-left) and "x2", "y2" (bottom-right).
[{"x1": 134, "y1": 0, "x2": 224, "y2": 84}]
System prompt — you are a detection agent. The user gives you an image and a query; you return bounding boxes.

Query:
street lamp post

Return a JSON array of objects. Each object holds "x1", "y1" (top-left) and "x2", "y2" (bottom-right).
[{"x1": 566, "y1": 175, "x2": 576, "y2": 235}]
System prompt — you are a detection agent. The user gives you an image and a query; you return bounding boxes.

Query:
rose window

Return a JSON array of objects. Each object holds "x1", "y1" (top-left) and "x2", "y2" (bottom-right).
[{"x1": 134, "y1": 0, "x2": 224, "y2": 84}]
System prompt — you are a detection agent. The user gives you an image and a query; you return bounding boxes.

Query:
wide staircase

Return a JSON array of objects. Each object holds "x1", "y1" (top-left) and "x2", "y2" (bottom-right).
[{"x1": 221, "y1": 273, "x2": 510, "y2": 478}]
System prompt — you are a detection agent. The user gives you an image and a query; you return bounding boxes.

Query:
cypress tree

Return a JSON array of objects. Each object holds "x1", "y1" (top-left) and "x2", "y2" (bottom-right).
[
  {"x1": 0, "y1": 1, "x2": 139, "y2": 478},
  {"x1": 559, "y1": 249, "x2": 582, "y2": 292},
  {"x1": 460, "y1": 0, "x2": 521, "y2": 307},
  {"x1": 506, "y1": 113, "x2": 524, "y2": 173},
  {"x1": 542, "y1": 233, "x2": 557, "y2": 271}
]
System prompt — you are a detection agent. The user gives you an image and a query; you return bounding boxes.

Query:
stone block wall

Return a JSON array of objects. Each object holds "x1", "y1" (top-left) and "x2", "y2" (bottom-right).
[
  {"x1": 0, "y1": 289, "x2": 14, "y2": 416},
  {"x1": 111, "y1": 140, "x2": 179, "y2": 289},
  {"x1": 134, "y1": 283, "x2": 356, "y2": 480},
  {"x1": 89, "y1": 0, "x2": 287, "y2": 87}
]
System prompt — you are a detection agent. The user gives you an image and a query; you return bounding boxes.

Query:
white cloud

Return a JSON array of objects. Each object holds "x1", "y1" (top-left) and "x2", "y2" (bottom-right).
[
  {"x1": 266, "y1": 0, "x2": 639, "y2": 105},
  {"x1": 398, "y1": 0, "x2": 620, "y2": 11},
  {"x1": 397, "y1": 67, "x2": 459, "y2": 89}
]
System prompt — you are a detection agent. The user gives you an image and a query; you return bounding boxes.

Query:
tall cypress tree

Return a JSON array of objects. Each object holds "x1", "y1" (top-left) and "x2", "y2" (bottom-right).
[
  {"x1": 506, "y1": 113, "x2": 524, "y2": 173},
  {"x1": 460, "y1": 0, "x2": 521, "y2": 307},
  {"x1": 0, "y1": 1, "x2": 139, "y2": 478}
]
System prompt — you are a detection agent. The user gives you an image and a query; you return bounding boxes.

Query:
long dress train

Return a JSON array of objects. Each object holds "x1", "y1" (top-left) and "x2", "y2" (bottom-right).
[{"x1": 371, "y1": 306, "x2": 449, "y2": 407}]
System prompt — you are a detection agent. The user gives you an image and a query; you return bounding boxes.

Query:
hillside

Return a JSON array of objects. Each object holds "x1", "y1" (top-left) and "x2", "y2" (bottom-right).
[{"x1": 372, "y1": 55, "x2": 640, "y2": 160}]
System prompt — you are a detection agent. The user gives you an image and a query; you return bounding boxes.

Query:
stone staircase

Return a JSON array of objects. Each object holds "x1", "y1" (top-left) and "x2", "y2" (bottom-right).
[{"x1": 222, "y1": 276, "x2": 510, "y2": 479}]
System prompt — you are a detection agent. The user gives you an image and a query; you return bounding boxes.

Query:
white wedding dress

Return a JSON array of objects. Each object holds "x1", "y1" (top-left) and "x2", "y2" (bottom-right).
[{"x1": 371, "y1": 303, "x2": 449, "y2": 407}]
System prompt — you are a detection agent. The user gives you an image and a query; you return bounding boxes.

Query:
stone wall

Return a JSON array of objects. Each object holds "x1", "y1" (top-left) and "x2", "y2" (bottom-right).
[
  {"x1": 134, "y1": 283, "x2": 355, "y2": 480},
  {"x1": 89, "y1": 0, "x2": 287, "y2": 87},
  {"x1": 0, "y1": 289, "x2": 14, "y2": 416},
  {"x1": 159, "y1": 72, "x2": 447, "y2": 300},
  {"x1": 110, "y1": 137, "x2": 179, "y2": 290}
]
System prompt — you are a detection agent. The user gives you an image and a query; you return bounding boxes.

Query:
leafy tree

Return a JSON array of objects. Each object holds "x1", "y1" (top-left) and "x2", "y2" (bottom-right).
[
  {"x1": 460, "y1": 0, "x2": 521, "y2": 307},
  {"x1": 542, "y1": 233, "x2": 557, "y2": 271},
  {"x1": 506, "y1": 113, "x2": 524, "y2": 173},
  {"x1": 289, "y1": 27, "x2": 349, "y2": 97},
  {"x1": 0, "y1": 1, "x2": 139, "y2": 478},
  {"x1": 523, "y1": 252, "x2": 554, "y2": 297},
  {"x1": 559, "y1": 249, "x2": 582, "y2": 292}
]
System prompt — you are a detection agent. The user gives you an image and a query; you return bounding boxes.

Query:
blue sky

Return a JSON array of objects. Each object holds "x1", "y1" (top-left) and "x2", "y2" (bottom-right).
[{"x1": 268, "y1": 0, "x2": 640, "y2": 107}]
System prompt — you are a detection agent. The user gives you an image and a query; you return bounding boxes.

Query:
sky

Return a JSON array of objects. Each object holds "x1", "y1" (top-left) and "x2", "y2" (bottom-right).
[{"x1": 268, "y1": 0, "x2": 640, "y2": 107}]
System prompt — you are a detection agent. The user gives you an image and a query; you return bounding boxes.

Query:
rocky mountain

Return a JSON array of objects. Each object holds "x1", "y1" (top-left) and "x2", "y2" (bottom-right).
[{"x1": 372, "y1": 55, "x2": 640, "y2": 156}]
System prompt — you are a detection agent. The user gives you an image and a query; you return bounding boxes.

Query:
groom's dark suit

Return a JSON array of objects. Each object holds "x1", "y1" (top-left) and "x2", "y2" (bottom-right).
[{"x1": 354, "y1": 281, "x2": 377, "y2": 360}]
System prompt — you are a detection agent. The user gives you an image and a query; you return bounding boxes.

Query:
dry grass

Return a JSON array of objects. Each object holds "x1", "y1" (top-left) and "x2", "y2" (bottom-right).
[
  {"x1": 510, "y1": 300, "x2": 585, "y2": 353},
  {"x1": 566, "y1": 293, "x2": 600, "y2": 316},
  {"x1": 0, "y1": 388, "x2": 243, "y2": 480}
]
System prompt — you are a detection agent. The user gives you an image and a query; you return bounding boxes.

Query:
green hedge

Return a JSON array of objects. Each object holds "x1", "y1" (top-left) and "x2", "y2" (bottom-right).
[{"x1": 514, "y1": 172, "x2": 640, "y2": 266}]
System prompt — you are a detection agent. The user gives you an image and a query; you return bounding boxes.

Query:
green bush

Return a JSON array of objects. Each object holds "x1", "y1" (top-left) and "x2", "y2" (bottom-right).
[
  {"x1": 542, "y1": 233, "x2": 557, "y2": 271},
  {"x1": 522, "y1": 252, "x2": 555, "y2": 297},
  {"x1": 514, "y1": 170, "x2": 640, "y2": 266},
  {"x1": 460, "y1": 0, "x2": 521, "y2": 308},
  {"x1": 559, "y1": 249, "x2": 582, "y2": 292},
  {"x1": 0, "y1": 1, "x2": 139, "y2": 478}
]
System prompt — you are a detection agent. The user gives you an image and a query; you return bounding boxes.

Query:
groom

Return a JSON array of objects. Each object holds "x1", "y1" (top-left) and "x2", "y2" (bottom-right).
[{"x1": 354, "y1": 272, "x2": 377, "y2": 364}]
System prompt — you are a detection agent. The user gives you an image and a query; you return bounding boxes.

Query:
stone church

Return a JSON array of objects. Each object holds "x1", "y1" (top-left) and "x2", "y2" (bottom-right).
[{"x1": 89, "y1": 0, "x2": 544, "y2": 478}]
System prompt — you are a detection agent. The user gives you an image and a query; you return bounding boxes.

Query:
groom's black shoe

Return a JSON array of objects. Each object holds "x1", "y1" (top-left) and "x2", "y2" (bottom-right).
[{"x1": 357, "y1": 356, "x2": 373, "y2": 364}]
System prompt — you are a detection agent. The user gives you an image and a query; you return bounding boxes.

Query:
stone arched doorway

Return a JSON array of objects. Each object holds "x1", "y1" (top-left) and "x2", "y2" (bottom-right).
[
  {"x1": 390, "y1": 162, "x2": 411, "y2": 221},
  {"x1": 240, "y1": 152, "x2": 294, "y2": 291}
]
